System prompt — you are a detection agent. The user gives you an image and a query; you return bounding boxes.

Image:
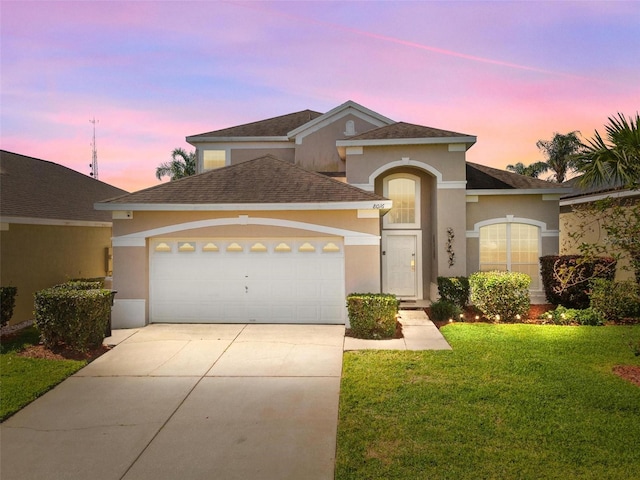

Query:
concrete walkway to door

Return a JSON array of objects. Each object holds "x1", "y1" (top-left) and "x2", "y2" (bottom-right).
[{"x1": 0, "y1": 324, "x2": 344, "y2": 480}]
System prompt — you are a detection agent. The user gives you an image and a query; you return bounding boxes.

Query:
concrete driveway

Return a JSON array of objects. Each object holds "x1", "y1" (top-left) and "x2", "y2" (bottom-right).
[{"x1": 1, "y1": 324, "x2": 345, "y2": 480}]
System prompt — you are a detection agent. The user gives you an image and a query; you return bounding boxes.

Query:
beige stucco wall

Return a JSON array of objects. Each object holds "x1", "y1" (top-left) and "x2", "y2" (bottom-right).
[
  {"x1": 560, "y1": 205, "x2": 634, "y2": 282},
  {"x1": 346, "y1": 144, "x2": 467, "y2": 185},
  {"x1": 111, "y1": 209, "x2": 382, "y2": 325},
  {"x1": 0, "y1": 223, "x2": 112, "y2": 326},
  {"x1": 295, "y1": 114, "x2": 378, "y2": 172},
  {"x1": 230, "y1": 147, "x2": 295, "y2": 164},
  {"x1": 466, "y1": 195, "x2": 560, "y2": 232},
  {"x1": 465, "y1": 194, "x2": 561, "y2": 303}
]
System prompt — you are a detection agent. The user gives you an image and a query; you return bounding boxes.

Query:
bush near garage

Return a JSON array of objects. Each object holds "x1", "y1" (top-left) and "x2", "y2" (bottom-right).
[
  {"x1": 437, "y1": 276, "x2": 469, "y2": 308},
  {"x1": 346, "y1": 293, "x2": 398, "y2": 339},
  {"x1": 469, "y1": 271, "x2": 530, "y2": 322},
  {"x1": 34, "y1": 282, "x2": 111, "y2": 352},
  {"x1": 590, "y1": 279, "x2": 640, "y2": 322},
  {"x1": 1, "y1": 286, "x2": 18, "y2": 327},
  {"x1": 539, "y1": 255, "x2": 616, "y2": 309}
]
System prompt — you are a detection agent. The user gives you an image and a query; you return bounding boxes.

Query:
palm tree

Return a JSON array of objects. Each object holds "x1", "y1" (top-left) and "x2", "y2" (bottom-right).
[
  {"x1": 156, "y1": 148, "x2": 197, "y2": 181},
  {"x1": 575, "y1": 113, "x2": 640, "y2": 188},
  {"x1": 536, "y1": 131, "x2": 582, "y2": 183},
  {"x1": 506, "y1": 161, "x2": 549, "y2": 178}
]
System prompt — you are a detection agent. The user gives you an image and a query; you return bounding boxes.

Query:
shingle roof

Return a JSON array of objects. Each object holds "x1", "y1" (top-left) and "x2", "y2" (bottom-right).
[
  {"x1": 348, "y1": 122, "x2": 472, "y2": 140},
  {"x1": 561, "y1": 175, "x2": 634, "y2": 199},
  {"x1": 466, "y1": 162, "x2": 565, "y2": 190},
  {"x1": 0, "y1": 150, "x2": 128, "y2": 222},
  {"x1": 100, "y1": 155, "x2": 387, "y2": 205},
  {"x1": 188, "y1": 110, "x2": 323, "y2": 139}
]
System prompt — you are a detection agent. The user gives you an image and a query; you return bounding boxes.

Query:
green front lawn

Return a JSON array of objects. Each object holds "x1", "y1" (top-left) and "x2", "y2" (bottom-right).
[
  {"x1": 337, "y1": 324, "x2": 640, "y2": 480},
  {"x1": 0, "y1": 327, "x2": 86, "y2": 421}
]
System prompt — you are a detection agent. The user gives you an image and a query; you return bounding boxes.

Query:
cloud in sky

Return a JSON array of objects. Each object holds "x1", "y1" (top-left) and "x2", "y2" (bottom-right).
[{"x1": 1, "y1": 0, "x2": 638, "y2": 192}]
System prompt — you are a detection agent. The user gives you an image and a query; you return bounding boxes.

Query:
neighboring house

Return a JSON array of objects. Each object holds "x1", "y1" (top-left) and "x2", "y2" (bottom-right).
[
  {"x1": 96, "y1": 101, "x2": 566, "y2": 328},
  {"x1": 0, "y1": 150, "x2": 128, "y2": 326},
  {"x1": 560, "y1": 176, "x2": 639, "y2": 282}
]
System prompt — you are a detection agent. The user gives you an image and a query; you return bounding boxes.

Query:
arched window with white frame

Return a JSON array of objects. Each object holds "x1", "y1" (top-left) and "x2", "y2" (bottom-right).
[
  {"x1": 479, "y1": 222, "x2": 541, "y2": 289},
  {"x1": 383, "y1": 173, "x2": 421, "y2": 229}
]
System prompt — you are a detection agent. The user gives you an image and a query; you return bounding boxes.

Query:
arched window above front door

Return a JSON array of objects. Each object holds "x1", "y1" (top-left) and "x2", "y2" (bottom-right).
[{"x1": 383, "y1": 174, "x2": 421, "y2": 229}]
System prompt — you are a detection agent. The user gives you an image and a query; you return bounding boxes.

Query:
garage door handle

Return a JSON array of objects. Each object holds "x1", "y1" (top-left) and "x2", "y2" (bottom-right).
[{"x1": 245, "y1": 286, "x2": 248, "y2": 293}]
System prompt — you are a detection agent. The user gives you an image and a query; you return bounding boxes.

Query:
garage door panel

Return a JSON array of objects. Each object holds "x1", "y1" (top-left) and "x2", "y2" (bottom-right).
[{"x1": 151, "y1": 238, "x2": 345, "y2": 324}]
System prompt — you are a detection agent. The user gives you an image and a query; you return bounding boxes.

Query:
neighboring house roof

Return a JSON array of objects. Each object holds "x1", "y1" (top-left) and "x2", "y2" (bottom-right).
[
  {"x1": 466, "y1": 162, "x2": 568, "y2": 192},
  {"x1": 96, "y1": 155, "x2": 390, "y2": 211},
  {"x1": 187, "y1": 110, "x2": 323, "y2": 140},
  {"x1": 560, "y1": 175, "x2": 639, "y2": 205},
  {"x1": 0, "y1": 150, "x2": 128, "y2": 224}
]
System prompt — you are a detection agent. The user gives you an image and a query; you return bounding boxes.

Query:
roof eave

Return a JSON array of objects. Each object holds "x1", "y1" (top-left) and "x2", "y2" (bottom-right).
[
  {"x1": 186, "y1": 135, "x2": 290, "y2": 143},
  {"x1": 466, "y1": 188, "x2": 568, "y2": 196},
  {"x1": 336, "y1": 136, "x2": 477, "y2": 149},
  {"x1": 95, "y1": 200, "x2": 393, "y2": 212}
]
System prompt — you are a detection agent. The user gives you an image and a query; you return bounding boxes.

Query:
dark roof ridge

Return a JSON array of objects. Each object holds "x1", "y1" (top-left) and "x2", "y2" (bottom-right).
[{"x1": 189, "y1": 109, "x2": 322, "y2": 138}]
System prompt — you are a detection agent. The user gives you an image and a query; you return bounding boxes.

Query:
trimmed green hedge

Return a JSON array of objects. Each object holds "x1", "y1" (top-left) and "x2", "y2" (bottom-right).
[
  {"x1": 1, "y1": 286, "x2": 18, "y2": 327},
  {"x1": 346, "y1": 293, "x2": 398, "y2": 339},
  {"x1": 437, "y1": 276, "x2": 469, "y2": 308},
  {"x1": 539, "y1": 255, "x2": 616, "y2": 309},
  {"x1": 542, "y1": 306, "x2": 605, "y2": 326},
  {"x1": 429, "y1": 299, "x2": 461, "y2": 322},
  {"x1": 34, "y1": 284, "x2": 111, "y2": 352},
  {"x1": 469, "y1": 271, "x2": 530, "y2": 322},
  {"x1": 590, "y1": 279, "x2": 640, "y2": 322}
]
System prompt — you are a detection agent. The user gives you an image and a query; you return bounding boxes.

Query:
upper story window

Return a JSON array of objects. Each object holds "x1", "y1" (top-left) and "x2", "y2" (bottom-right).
[
  {"x1": 203, "y1": 150, "x2": 226, "y2": 171},
  {"x1": 479, "y1": 223, "x2": 540, "y2": 290},
  {"x1": 383, "y1": 174, "x2": 421, "y2": 229}
]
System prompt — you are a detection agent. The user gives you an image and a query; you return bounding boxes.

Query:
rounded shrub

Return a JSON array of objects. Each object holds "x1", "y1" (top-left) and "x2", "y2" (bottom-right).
[
  {"x1": 590, "y1": 279, "x2": 640, "y2": 322},
  {"x1": 346, "y1": 293, "x2": 398, "y2": 339},
  {"x1": 436, "y1": 276, "x2": 469, "y2": 308},
  {"x1": 469, "y1": 271, "x2": 531, "y2": 322},
  {"x1": 429, "y1": 299, "x2": 461, "y2": 322},
  {"x1": 539, "y1": 255, "x2": 616, "y2": 309}
]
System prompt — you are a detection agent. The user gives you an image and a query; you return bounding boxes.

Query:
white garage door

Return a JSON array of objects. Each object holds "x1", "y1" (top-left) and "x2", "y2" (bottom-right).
[{"x1": 150, "y1": 238, "x2": 346, "y2": 324}]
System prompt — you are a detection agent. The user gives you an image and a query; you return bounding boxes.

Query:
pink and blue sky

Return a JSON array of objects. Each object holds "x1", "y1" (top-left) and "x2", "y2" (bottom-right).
[{"x1": 2, "y1": 1, "x2": 638, "y2": 192}]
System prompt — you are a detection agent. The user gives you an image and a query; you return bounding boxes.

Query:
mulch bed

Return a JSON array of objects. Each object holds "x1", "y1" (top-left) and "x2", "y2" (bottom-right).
[
  {"x1": 17, "y1": 343, "x2": 111, "y2": 362},
  {"x1": 613, "y1": 365, "x2": 640, "y2": 388}
]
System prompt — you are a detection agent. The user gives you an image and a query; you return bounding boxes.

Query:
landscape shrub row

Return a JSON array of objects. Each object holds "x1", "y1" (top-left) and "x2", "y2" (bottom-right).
[
  {"x1": 34, "y1": 281, "x2": 111, "y2": 352},
  {"x1": 346, "y1": 293, "x2": 398, "y2": 339}
]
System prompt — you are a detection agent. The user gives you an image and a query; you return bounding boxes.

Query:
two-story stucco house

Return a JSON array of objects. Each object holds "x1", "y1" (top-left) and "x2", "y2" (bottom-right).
[{"x1": 96, "y1": 101, "x2": 566, "y2": 328}]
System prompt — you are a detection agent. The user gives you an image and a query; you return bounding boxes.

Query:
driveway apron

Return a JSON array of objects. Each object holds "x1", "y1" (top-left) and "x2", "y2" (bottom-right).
[{"x1": 1, "y1": 324, "x2": 345, "y2": 480}]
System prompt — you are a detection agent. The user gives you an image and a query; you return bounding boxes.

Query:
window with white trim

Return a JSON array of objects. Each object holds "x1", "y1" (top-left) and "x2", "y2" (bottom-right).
[
  {"x1": 383, "y1": 174, "x2": 420, "y2": 229},
  {"x1": 479, "y1": 223, "x2": 540, "y2": 289},
  {"x1": 203, "y1": 150, "x2": 226, "y2": 170}
]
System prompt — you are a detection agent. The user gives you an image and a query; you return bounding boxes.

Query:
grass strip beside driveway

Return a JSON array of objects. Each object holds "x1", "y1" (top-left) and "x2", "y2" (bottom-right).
[
  {"x1": 337, "y1": 324, "x2": 640, "y2": 480},
  {"x1": 0, "y1": 327, "x2": 86, "y2": 421}
]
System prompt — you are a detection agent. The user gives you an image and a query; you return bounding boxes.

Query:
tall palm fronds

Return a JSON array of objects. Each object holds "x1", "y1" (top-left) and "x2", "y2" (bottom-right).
[
  {"x1": 506, "y1": 161, "x2": 549, "y2": 178},
  {"x1": 156, "y1": 148, "x2": 197, "y2": 181},
  {"x1": 575, "y1": 113, "x2": 640, "y2": 188},
  {"x1": 536, "y1": 131, "x2": 582, "y2": 183}
]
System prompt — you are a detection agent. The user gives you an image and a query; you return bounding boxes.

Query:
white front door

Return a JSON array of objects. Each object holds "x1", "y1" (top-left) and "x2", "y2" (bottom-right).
[{"x1": 382, "y1": 233, "x2": 420, "y2": 298}]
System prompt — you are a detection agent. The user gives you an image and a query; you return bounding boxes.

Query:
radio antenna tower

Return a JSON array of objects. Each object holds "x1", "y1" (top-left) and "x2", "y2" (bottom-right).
[{"x1": 89, "y1": 117, "x2": 99, "y2": 179}]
